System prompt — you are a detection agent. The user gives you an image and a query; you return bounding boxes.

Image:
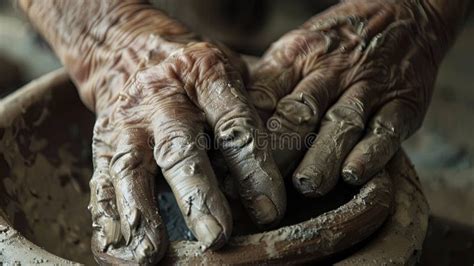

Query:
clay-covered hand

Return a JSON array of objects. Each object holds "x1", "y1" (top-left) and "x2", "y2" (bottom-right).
[
  {"x1": 18, "y1": 1, "x2": 286, "y2": 264},
  {"x1": 88, "y1": 40, "x2": 288, "y2": 264},
  {"x1": 248, "y1": 0, "x2": 453, "y2": 197}
]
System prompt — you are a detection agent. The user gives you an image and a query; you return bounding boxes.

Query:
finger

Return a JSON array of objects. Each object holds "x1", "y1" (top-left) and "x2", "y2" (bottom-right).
[
  {"x1": 342, "y1": 99, "x2": 419, "y2": 185},
  {"x1": 362, "y1": 5, "x2": 395, "y2": 40},
  {"x1": 247, "y1": 27, "x2": 335, "y2": 115},
  {"x1": 292, "y1": 82, "x2": 378, "y2": 197},
  {"x1": 302, "y1": 1, "x2": 381, "y2": 31},
  {"x1": 208, "y1": 148, "x2": 239, "y2": 200},
  {"x1": 247, "y1": 28, "x2": 332, "y2": 115},
  {"x1": 89, "y1": 117, "x2": 121, "y2": 253},
  {"x1": 189, "y1": 43, "x2": 286, "y2": 226},
  {"x1": 151, "y1": 94, "x2": 233, "y2": 250},
  {"x1": 108, "y1": 127, "x2": 168, "y2": 264},
  {"x1": 336, "y1": 5, "x2": 396, "y2": 52},
  {"x1": 267, "y1": 71, "x2": 339, "y2": 177},
  {"x1": 248, "y1": 63, "x2": 299, "y2": 115},
  {"x1": 210, "y1": 40, "x2": 250, "y2": 83}
]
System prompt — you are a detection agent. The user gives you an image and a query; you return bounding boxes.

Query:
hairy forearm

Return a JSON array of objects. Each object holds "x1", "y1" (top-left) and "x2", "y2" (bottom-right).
[{"x1": 18, "y1": 0, "x2": 191, "y2": 110}]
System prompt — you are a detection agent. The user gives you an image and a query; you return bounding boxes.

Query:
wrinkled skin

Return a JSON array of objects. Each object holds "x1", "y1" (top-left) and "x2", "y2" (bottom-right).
[
  {"x1": 19, "y1": 1, "x2": 286, "y2": 264},
  {"x1": 87, "y1": 40, "x2": 288, "y2": 263},
  {"x1": 17, "y1": 0, "x2": 468, "y2": 264},
  {"x1": 247, "y1": 0, "x2": 455, "y2": 197}
]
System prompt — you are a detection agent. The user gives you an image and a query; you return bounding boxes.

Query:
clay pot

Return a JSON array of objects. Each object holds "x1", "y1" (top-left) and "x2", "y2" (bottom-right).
[{"x1": 0, "y1": 69, "x2": 429, "y2": 265}]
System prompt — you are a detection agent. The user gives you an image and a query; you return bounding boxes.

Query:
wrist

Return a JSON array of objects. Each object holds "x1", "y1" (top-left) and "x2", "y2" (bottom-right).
[
  {"x1": 19, "y1": 0, "x2": 194, "y2": 112},
  {"x1": 78, "y1": 4, "x2": 193, "y2": 111},
  {"x1": 79, "y1": 8, "x2": 192, "y2": 112},
  {"x1": 302, "y1": 0, "x2": 465, "y2": 63},
  {"x1": 425, "y1": 0, "x2": 469, "y2": 36},
  {"x1": 423, "y1": 0, "x2": 469, "y2": 50}
]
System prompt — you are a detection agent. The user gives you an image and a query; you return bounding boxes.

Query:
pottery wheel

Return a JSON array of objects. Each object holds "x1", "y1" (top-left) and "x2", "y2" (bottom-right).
[{"x1": 0, "y1": 69, "x2": 429, "y2": 265}]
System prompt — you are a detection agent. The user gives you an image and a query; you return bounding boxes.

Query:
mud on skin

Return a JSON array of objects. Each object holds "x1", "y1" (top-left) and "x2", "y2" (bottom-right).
[
  {"x1": 247, "y1": 0, "x2": 468, "y2": 197},
  {"x1": 18, "y1": 0, "x2": 286, "y2": 264},
  {"x1": 15, "y1": 0, "x2": 470, "y2": 264}
]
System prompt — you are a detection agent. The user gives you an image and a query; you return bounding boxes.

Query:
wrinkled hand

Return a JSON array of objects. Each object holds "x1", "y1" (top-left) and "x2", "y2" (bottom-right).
[
  {"x1": 85, "y1": 36, "x2": 287, "y2": 263},
  {"x1": 19, "y1": 0, "x2": 287, "y2": 262},
  {"x1": 248, "y1": 0, "x2": 447, "y2": 197}
]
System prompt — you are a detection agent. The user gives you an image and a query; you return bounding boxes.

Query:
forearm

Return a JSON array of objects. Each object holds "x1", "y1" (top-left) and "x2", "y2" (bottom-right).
[
  {"x1": 18, "y1": 0, "x2": 191, "y2": 110},
  {"x1": 303, "y1": 0, "x2": 469, "y2": 62},
  {"x1": 425, "y1": 0, "x2": 470, "y2": 49}
]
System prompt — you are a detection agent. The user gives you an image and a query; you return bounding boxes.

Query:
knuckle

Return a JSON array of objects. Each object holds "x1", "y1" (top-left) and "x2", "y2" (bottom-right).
[
  {"x1": 110, "y1": 149, "x2": 138, "y2": 174},
  {"x1": 88, "y1": 172, "x2": 116, "y2": 216},
  {"x1": 371, "y1": 99, "x2": 423, "y2": 140},
  {"x1": 215, "y1": 109, "x2": 256, "y2": 153},
  {"x1": 109, "y1": 145, "x2": 152, "y2": 179},
  {"x1": 325, "y1": 103, "x2": 366, "y2": 131},
  {"x1": 272, "y1": 29, "x2": 323, "y2": 64},
  {"x1": 370, "y1": 119, "x2": 401, "y2": 140},
  {"x1": 215, "y1": 106, "x2": 255, "y2": 132},
  {"x1": 91, "y1": 175, "x2": 115, "y2": 202},
  {"x1": 184, "y1": 42, "x2": 225, "y2": 66},
  {"x1": 275, "y1": 94, "x2": 320, "y2": 130},
  {"x1": 179, "y1": 42, "x2": 239, "y2": 94},
  {"x1": 153, "y1": 123, "x2": 198, "y2": 171}
]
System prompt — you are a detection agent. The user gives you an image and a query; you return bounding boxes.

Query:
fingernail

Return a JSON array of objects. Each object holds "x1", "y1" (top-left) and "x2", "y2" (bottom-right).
[
  {"x1": 193, "y1": 215, "x2": 224, "y2": 250},
  {"x1": 293, "y1": 167, "x2": 322, "y2": 197},
  {"x1": 342, "y1": 163, "x2": 364, "y2": 185},
  {"x1": 249, "y1": 195, "x2": 278, "y2": 225}
]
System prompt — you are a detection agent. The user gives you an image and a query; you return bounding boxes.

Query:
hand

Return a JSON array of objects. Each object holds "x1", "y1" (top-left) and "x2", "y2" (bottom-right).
[
  {"x1": 89, "y1": 40, "x2": 288, "y2": 264},
  {"x1": 86, "y1": 24, "x2": 289, "y2": 266},
  {"x1": 248, "y1": 0, "x2": 450, "y2": 197},
  {"x1": 18, "y1": 1, "x2": 286, "y2": 263}
]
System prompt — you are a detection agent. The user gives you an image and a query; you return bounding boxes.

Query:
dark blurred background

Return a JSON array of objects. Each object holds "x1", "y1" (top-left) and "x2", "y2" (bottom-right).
[{"x1": 0, "y1": 0, "x2": 472, "y2": 264}]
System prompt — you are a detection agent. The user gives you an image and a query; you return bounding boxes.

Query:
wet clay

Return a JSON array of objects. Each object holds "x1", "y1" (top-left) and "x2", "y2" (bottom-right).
[
  {"x1": 15, "y1": 0, "x2": 469, "y2": 263},
  {"x1": 1, "y1": 69, "x2": 428, "y2": 264},
  {"x1": 10, "y1": 0, "x2": 462, "y2": 263},
  {"x1": 0, "y1": 70, "x2": 95, "y2": 264},
  {"x1": 18, "y1": 1, "x2": 288, "y2": 262}
]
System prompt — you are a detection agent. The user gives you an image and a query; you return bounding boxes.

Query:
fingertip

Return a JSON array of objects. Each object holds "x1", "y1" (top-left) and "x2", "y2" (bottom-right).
[
  {"x1": 342, "y1": 162, "x2": 366, "y2": 186},
  {"x1": 91, "y1": 223, "x2": 169, "y2": 265},
  {"x1": 292, "y1": 166, "x2": 328, "y2": 198},
  {"x1": 246, "y1": 167, "x2": 287, "y2": 227},
  {"x1": 128, "y1": 216, "x2": 169, "y2": 264},
  {"x1": 193, "y1": 215, "x2": 228, "y2": 250},
  {"x1": 293, "y1": 177, "x2": 320, "y2": 198},
  {"x1": 245, "y1": 169, "x2": 287, "y2": 227},
  {"x1": 248, "y1": 194, "x2": 281, "y2": 226},
  {"x1": 132, "y1": 212, "x2": 169, "y2": 264}
]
